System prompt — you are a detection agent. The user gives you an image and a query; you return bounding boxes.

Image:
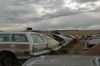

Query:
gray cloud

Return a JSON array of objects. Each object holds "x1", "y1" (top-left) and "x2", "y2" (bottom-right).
[
  {"x1": 0, "y1": 0, "x2": 100, "y2": 30},
  {"x1": 78, "y1": 0, "x2": 97, "y2": 3},
  {"x1": 37, "y1": 12, "x2": 100, "y2": 30}
]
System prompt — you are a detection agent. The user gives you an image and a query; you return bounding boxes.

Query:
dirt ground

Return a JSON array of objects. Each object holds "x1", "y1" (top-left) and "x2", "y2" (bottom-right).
[{"x1": 67, "y1": 40, "x2": 86, "y2": 55}]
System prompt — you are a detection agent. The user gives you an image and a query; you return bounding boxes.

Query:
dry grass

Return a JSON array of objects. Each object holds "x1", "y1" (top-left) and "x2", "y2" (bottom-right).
[{"x1": 66, "y1": 40, "x2": 86, "y2": 55}]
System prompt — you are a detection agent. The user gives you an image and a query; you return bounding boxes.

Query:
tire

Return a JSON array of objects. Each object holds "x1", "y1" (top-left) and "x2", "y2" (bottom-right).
[{"x1": 0, "y1": 51, "x2": 17, "y2": 66}]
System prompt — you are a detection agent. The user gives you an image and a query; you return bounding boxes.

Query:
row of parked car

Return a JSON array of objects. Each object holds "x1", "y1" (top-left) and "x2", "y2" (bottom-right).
[
  {"x1": 22, "y1": 35, "x2": 100, "y2": 66},
  {"x1": 0, "y1": 31, "x2": 74, "y2": 66}
]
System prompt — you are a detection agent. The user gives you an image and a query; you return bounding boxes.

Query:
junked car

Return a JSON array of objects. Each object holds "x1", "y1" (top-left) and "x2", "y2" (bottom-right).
[
  {"x1": 22, "y1": 55, "x2": 100, "y2": 66},
  {"x1": 0, "y1": 32, "x2": 60, "y2": 65},
  {"x1": 84, "y1": 37, "x2": 100, "y2": 50},
  {"x1": 52, "y1": 34, "x2": 73, "y2": 47},
  {"x1": 68, "y1": 35, "x2": 81, "y2": 44}
]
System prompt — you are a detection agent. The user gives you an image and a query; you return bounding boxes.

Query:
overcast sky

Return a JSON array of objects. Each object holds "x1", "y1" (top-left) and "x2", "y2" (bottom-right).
[{"x1": 0, "y1": 0, "x2": 100, "y2": 31}]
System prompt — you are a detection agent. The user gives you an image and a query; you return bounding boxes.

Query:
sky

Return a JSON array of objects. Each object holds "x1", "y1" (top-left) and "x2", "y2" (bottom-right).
[{"x1": 0, "y1": 0, "x2": 100, "y2": 31}]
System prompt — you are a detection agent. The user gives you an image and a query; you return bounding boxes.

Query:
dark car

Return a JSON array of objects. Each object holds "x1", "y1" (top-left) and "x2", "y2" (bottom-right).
[
  {"x1": 84, "y1": 37, "x2": 100, "y2": 50},
  {"x1": 22, "y1": 55, "x2": 100, "y2": 66}
]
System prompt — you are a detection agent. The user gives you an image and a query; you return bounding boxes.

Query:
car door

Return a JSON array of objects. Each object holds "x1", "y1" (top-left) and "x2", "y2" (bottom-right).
[
  {"x1": 30, "y1": 33, "x2": 47, "y2": 51},
  {"x1": 0, "y1": 34, "x2": 13, "y2": 51},
  {"x1": 11, "y1": 33, "x2": 30, "y2": 57}
]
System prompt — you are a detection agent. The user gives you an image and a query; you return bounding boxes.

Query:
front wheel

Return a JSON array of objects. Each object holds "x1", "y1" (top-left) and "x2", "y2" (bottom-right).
[{"x1": 0, "y1": 52, "x2": 17, "y2": 66}]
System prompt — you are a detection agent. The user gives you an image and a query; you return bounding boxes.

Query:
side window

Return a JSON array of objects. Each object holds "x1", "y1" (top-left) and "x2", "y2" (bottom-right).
[
  {"x1": 12, "y1": 34, "x2": 28, "y2": 42},
  {"x1": 31, "y1": 34, "x2": 44, "y2": 43},
  {"x1": 0, "y1": 34, "x2": 10, "y2": 42}
]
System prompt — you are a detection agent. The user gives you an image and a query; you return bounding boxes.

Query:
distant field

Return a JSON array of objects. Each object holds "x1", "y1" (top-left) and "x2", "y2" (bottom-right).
[
  {"x1": 58, "y1": 30, "x2": 100, "y2": 36},
  {"x1": 40, "y1": 30, "x2": 100, "y2": 38}
]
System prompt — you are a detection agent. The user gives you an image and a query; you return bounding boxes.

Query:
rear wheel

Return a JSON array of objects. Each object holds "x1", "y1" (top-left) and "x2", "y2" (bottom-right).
[{"x1": 0, "y1": 51, "x2": 17, "y2": 66}]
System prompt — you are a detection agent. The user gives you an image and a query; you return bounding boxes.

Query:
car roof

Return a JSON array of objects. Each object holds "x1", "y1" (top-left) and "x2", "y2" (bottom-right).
[
  {"x1": 22, "y1": 55, "x2": 98, "y2": 66},
  {"x1": 0, "y1": 31, "x2": 39, "y2": 34}
]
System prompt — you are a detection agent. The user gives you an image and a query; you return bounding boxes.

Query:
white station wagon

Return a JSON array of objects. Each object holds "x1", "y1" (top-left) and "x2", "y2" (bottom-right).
[{"x1": 0, "y1": 32, "x2": 60, "y2": 63}]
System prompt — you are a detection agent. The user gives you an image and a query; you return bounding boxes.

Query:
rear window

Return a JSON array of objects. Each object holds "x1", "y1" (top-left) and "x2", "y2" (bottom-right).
[
  {"x1": 0, "y1": 34, "x2": 10, "y2": 42},
  {"x1": 31, "y1": 34, "x2": 44, "y2": 43},
  {"x1": 42, "y1": 35, "x2": 53, "y2": 40}
]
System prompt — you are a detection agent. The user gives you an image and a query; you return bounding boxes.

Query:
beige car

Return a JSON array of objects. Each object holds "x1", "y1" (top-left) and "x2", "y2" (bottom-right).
[{"x1": 0, "y1": 32, "x2": 60, "y2": 63}]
